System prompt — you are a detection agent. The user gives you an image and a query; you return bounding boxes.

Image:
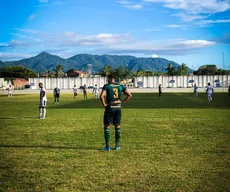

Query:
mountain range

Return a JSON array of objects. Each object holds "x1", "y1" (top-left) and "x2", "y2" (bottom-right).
[{"x1": 1, "y1": 52, "x2": 184, "y2": 72}]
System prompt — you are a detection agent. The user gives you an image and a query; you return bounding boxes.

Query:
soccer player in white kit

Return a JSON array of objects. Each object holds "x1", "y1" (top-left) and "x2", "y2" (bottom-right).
[
  {"x1": 8, "y1": 85, "x2": 12, "y2": 98},
  {"x1": 206, "y1": 83, "x2": 214, "y2": 103},
  {"x1": 73, "y1": 85, "x2": 78, "y2": 99},
  {"x1": 92, "y1": 84, "x2": 100, "y2": 100},
  {"x1": 38, "y1": 83, "x2": 47, "y2": 119}
]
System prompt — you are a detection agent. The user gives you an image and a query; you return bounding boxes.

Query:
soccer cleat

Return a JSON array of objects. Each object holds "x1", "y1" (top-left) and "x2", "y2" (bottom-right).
[
  {"x1": 37, "y1": 116, "x2": 42, "y2": 119},
  {"x1": 102, "y1": 147, "x2": 110, "y2": 151},
  {"x1": 40, "y1": 116, "x2": 46, "y2": 119},
  {"x1": 115, "y1": 146, "x2": 121, "y2": 150}
]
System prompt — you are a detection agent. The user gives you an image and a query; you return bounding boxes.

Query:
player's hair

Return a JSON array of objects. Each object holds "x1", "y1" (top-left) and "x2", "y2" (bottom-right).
[
  {"x1": 108, "y1": 74, "x2": 115, "y2": 80},
  {"x1": 39, "y1": 82, "x2": 43, "y2": 86},
  {"x1": 208, "y1": 83, "x2": 210, "y2": 86}
]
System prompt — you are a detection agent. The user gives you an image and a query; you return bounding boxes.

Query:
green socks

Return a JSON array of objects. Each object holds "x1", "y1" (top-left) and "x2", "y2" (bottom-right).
[
  {"x1": 104, "y1": 128, "x2": 110, "y2": 147},
  {"x1": 104, "y1": 128, "x2": 121, "y2": 148},
  {"x1": 115, "y1": 128, "x2": 120, "y2": 147}
]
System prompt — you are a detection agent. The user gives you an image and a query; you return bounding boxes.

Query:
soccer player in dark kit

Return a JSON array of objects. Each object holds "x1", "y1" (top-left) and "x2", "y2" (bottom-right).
[
  {"x1": 53, "y1": 87, "x2": 60, "y2": 104},
  {"x1": 100, "y1": 74, "x2": 132, "y2": 151}
]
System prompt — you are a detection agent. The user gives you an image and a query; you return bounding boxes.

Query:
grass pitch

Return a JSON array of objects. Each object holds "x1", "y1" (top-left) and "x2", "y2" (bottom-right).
[{"x1": 0, "y1": 92, "x2": 230, "y2": 192}]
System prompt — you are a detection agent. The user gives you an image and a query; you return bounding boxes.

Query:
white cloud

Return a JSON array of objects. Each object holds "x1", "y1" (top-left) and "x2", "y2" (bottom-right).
[
  {"x1": 196, "y1": 19, "x2": 230, "y2": 25},
  {"x1": 28, "y1": 14, "x2": 36, "y2": 20},
  {"x1": 143, "y1": 0, "x2": 230, "y2": 23},
  {"x1": 53, "y1": 1, "x2": 64, "y2": 5},
  {"x1": 11, "y1": 33, "x2": 41, "y2": 42},
  {"x1": 118, "y1": 0, "x2": 143, "y2": 10},
  {"x1": 166, "y1": 24, "x2": 182, "y2": 28},
  {"x1": 99, "y1": 39, "x2": 216, "y2": 55},
  {"x1": 151, "y1": 54, "x2": 159, "y2": 58},
  {"x1": 122, "y1": 4, "x2": 143, "y2": 9},
  {"x1": 0, "y1": 40, "x2": 25, "y2": 48},
  {"x1": 181, "y1": 40, "x2": 215, "y2": 47},
  {"x1": 145, "y1": 27, "x2": 161, "y2": 32},
  {"x1": 13, "y1": 28, "x2": 51, "y2": 36},
  {"x1": 39, "y1": 0, "x2": 48, "y2": 3},
  {"x1": 63, "y1": 32, "x2": 77, "y2": 38},
  {"x1": 0, "y1": 52, "x2": 32, "y2": 61},
  {"x1": 172, "y1": 13, "x2": 209, "y2": 22},
  {"x1": 60, "y1": 32, "x2": 134, "y2": 46},
  {"x1": 143, "y1": 0, "x2": 230, "y2": 14}
]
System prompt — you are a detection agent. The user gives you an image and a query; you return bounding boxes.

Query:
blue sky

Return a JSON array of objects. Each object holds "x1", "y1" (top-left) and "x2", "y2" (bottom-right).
[{"x1": 0, "y1": 0, "x2": 229, "y2": 70}]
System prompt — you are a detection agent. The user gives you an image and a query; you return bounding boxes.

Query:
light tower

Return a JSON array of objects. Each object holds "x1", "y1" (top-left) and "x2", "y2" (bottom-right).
[{"x1": 87, "y1": 64, "x2": 92, "y2": 75}]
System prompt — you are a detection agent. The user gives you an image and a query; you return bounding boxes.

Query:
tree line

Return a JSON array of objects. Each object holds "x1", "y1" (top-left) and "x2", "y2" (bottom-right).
[{"x1": 0, "y1": 63, "x2": 229, "y2": 81}]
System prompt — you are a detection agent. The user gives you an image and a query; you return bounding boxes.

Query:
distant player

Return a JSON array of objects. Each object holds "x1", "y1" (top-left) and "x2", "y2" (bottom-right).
[
  {"x1": 83, "y1": 84, "x2": 87, "y2": 99},
  {"x1": 92, "y1": 84, "x2": 100, "y2": 100},
  {"x1": 38, "y1": 82, "x2": 47, "y2": 119},
  {"x1": 193, "y1": 84, "x2": 198, "y2": 96},
  {"x1": 73, "y1": 85, "x2": 78, "y2": 99},
  {"x1": 206, "y1": 83, "x2": 214, "y2": 103},
  {"x1": 228, "y1": 85, "x2": 230, "y2": 96},
  {"x1": 158, "y1": 84, "x2": 162, "y2": 97},
  {"x1": 8, "y1": 85, "x2": 12, "y2": 98},
  {"x1": 53, "y1": 87, "x2": 60, "y2": 104},
  {"x1": 100, "y1": 74, "x2": 132, "y2": 151}
]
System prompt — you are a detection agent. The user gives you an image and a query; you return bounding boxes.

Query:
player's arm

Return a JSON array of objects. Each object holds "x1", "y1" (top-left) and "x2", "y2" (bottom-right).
[
  {"x1": 100, "y1": 89, "x2": 108, "y2": 107},
  {"x1": 121, "y1": 89, "x2": 132, "y2": 104}
]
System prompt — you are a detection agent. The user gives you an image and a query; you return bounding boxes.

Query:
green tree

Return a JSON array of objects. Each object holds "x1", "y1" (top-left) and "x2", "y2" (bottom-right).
[
  {"x1": 135, "y1": 70, "x2": 146, "y2": 77},
  {"x1": 177, "y1": 63, "x2": 189, "y2": 75},
  {"x1": 1, "y1": 65, "x2": 37, "y2": 79},
  {"x1": 193, "y1": 65, "x2": 217, "y2": 75},
  {"x1": 101, "y1": 65, "x2": 112, "y2": 78},
  {"x1": 166, "y1": 63, "x2": 177, "y2": 76},
  {"x1": 145, "y1": 71, "x2": 153, "y2": 76},
  {"x1": 46, "y1": 69, "x2": 55, "y2": 78},
  {"x1": 55, "y1": 64, "x2": 64, "y2": 77}
]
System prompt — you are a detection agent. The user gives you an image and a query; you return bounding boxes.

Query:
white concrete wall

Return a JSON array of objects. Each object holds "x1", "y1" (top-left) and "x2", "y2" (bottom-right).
[
  {"x1": 29, "y1": 77, "x2": 107, "y2": 89},
  {"x1": 0, "y1": 78, "x2": 12, "y2": 87},
  {"x1": 135, "y1": 75, "x2": 230, "y2": 88}
]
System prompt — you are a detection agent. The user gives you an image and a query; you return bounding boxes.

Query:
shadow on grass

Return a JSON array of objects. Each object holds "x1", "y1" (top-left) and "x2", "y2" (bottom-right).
[
  {"x1": 49, "y1": 93, "x2": 230, "y2": 109},
  {"x1": 0, "y1": 144, "x2": 100, "y2": 151}
]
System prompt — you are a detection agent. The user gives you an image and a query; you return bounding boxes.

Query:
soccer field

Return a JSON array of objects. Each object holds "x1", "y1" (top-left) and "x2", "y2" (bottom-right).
[{"x1": 0, "y1": 92, "x2": 230, "y2": 191}]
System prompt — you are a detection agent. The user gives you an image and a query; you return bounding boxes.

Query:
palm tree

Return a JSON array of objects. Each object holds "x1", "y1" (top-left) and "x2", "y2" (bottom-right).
[
  {"x1": 55, "y1": 64, "x2": 63, "y2": 77},
  {"x1": 179, "y1": 63, "x2": 189, "y2": 75},
  {"x1": 166, "y1": 62, "x2": 176, "y2": 76},
  {"x1": 102, "y1": 65, "x2": 112, "y2": 78}
]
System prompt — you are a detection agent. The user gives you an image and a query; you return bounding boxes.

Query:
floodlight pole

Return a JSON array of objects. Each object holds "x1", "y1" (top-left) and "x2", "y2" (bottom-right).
[
  {"x1": 222, "y1": 52, "x2": 225, "y2": 91},
  {"x1": 223, "y1": 52, "x2": 225, "y2": 70}
]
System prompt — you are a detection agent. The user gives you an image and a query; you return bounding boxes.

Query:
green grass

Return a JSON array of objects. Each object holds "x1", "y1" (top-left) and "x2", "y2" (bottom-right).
[{"x1": 0, "y1": 92, "x2": 230, "y2": 192}]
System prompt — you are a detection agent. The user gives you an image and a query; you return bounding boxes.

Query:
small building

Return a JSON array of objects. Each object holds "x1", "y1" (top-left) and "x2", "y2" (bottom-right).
[
  {"x1": 13, "y1": 78, "x2": 29, "y2": 89},
  {"x1": 66, "y1": 69, "x2": 88, "y2": 77}
]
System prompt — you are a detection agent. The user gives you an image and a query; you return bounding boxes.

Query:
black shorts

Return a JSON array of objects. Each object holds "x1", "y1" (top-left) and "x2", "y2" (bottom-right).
[
  {"x1": 104, "y1": 108, "x2": 121, "y2": 126},
  {"x1": 55, "y1": 94, "x2": 60, "y2": 97}
]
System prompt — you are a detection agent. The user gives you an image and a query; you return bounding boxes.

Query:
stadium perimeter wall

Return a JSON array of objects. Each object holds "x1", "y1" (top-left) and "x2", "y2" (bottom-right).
[
  {"x1": 1, "y1": 75, "x2": 230, "y2": 90},
  {"x1": 28, "y1": 75, "x2": 230, "y2": 89},
  {"x1": 135, "y1": 75, "x2": 230, "y2": 88},
  {"x1": 28, "y1": 77, "x2": 107, "y2": 89}
]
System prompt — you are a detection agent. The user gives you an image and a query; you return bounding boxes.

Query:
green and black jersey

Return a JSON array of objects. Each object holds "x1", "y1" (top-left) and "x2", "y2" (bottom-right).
[{"x1": 102, "y1": 82, "x2": 126, "y2": 109}]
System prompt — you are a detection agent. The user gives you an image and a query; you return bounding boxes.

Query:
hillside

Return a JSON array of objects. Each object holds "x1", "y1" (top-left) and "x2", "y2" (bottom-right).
[{"x1": 2, "y1": 52, "x2": 182, "y2": 72}]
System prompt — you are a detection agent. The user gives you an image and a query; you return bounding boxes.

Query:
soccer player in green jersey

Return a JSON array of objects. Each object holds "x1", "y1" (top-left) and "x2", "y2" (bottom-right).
[{"x1": 100, "y1": 74, "x2": 132, "y2": 151}]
